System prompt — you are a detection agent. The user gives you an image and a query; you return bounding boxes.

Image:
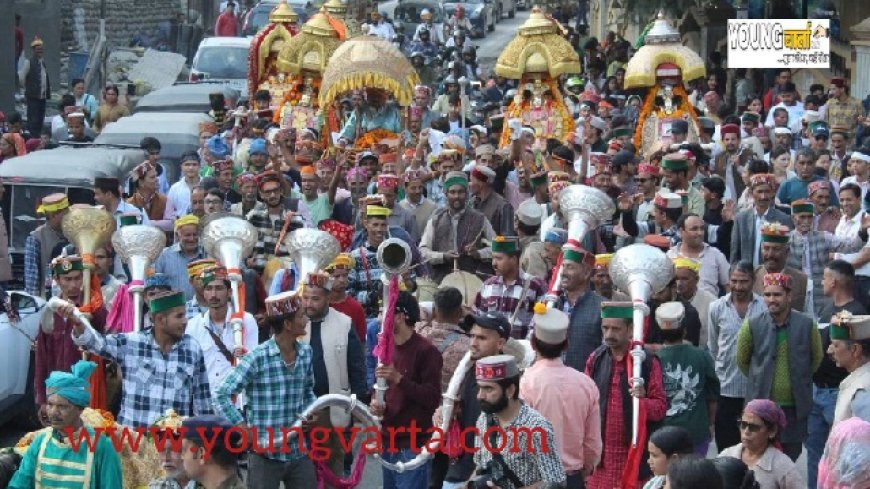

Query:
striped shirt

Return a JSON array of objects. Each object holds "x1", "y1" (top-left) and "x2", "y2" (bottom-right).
[
  {"x1": 708, "y1": 292, "x2": 767, "y2": 398},
  {"x1": 213, "y1": 338, "x2": 316, "y2": 462},
  {"x1": 474, "y1": 271, "x2": 547, "y2": 339}
]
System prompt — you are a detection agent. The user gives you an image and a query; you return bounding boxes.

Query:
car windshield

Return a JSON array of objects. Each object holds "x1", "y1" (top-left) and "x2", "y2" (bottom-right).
[
  {"x1": 395, "y1": 5, "x2": 444, "y2": 23},
  {"x1": 193, "y1": 47, "x2": 249, "y2": 79}
]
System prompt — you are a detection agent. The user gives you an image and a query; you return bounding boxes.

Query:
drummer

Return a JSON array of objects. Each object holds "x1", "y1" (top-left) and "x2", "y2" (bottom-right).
[{"x1": 473, "y1": 236, "x2": 547, "y2": 339}]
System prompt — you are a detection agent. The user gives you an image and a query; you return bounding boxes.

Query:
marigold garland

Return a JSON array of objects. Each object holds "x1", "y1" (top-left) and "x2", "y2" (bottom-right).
[
  {"x1": 355, "y1": 128, "x2": 400, "y2": 150},
  {"x1": 632, "y1": 83, "x2": 700, "y2": 152}
]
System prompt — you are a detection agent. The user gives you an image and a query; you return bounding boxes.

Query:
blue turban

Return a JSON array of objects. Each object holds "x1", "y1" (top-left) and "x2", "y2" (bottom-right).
[
  {"x1": 145, "y1": 273, "x2": 172, "y2": 290},
  {"x1": 544, "y1": 228, "x2": 568, "y2": 245},
  {"x1": 249, "y1": 138, "x2": 267, "y2": 156},
  {"x1": 45, "y1": 360, "x2": 96, "y2": 407},
  {"x1": 206, "y1": 135, "x2": 229, "y2": 159}
]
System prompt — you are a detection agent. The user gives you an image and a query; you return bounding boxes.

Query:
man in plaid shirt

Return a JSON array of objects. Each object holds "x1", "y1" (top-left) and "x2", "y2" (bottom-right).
[
  {"x1": 214, "y1": 290, "x2": 319, "y2": 488},
  {"x1": 69, "y1": 290, "x2": 213, "y2": 428},
  {"x1": 246, "y1": 171, "x2": 304, "y2": 274},
  {"x1": 474, "y1": 236, "x2": 547, "y2": 339}
]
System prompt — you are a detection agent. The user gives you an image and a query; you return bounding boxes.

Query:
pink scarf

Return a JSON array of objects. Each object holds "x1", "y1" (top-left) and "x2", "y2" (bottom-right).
[{"x1": 106, "y1": 281, "x2": 141, "y2": 333}]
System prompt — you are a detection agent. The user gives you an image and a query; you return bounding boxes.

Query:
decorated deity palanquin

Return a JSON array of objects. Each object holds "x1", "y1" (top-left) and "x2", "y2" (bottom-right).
[
  {"x1": 624, "y1": 12, "x2": 707, "y2": 156},
  {"x1": 248, "y1": 0, "x2": 300, "y2": 105},
  {"x1": 495, "y1": 8, "x2": 580, "y2": 147}
]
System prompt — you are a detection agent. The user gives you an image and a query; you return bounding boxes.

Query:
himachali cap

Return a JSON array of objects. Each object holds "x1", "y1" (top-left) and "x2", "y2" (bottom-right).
[
  {"x1": 760, "y1": 222, "x2": 790, "y2": 244},
  {"x1": 471, "y1": 165, "x2": 496, "y2": 184},
  {"x1": 608, "y1": 139, "x2": 624, "y2": 152},
  {"x1": 200, "y1": 266, "x2": 229, "y2": 286},
  {"x1": 256, "y1": 170, "x2": 288, "y2": 192},
  {"x1": 644, "y1": 234, "x2": 671, "y2": 251},
  {"x1": 742, "y1": 112, "x2": 760, "y2": 124},
  {"x1": 601, "y1": 301, "x2": 634, "y2": 319},
  {"x1": 444, "y1": 171, "x2": 468, "y2": 190},
  {"x1": 516, "y1": 199, "x2": 543, "y2": 226},
  {"x1": 175, "y1": 214, "x2": 199, "y2": 230},
  {"x1": 654, "y1": 192, "x2": 683, "y2": 209},
  {"x1": 236, "y1": 172, "x2": 257, "y2": 187},
  {"x1": 589, "y1": 116, "x2": 607, "y2": 131},
  {"x1": 749, "y1": 173, "x2": 776, "y2": 189},
  {"x1": 594, "y1": 253, "x2": 613, "y2": 269},
  {"x1": 149, "y1": 291, "x2": 186, "y2": 314},
  {"x1": 491, "y1": 235, "x2": 520, "y2": 255},
  {"x1": 476, "y1": 354, "x2": 520, "y2": 381},
  {"x1": 187, "y1": 258, "x2": 217, "y2": 279},
  {"x1": 611, "y1": 127, "x2": 633, "y2": 138},
  {"x1": 304, "y1": 271, "x2": 334, "y2": 290},
  {"x1": 548, "y1": 171, "x2": 571, "y2": 184},
  {"x1": 655, "y1": 301, "x2": 685, "y2": 330},
  {"x1": 807, "y1": 180, "x2": 829, "y2": 196},
  {"x1": 660, "y1": 153, "x2": 688, "y2": 171},
  {"x1": 316, "y1": 158, "x2": 337, "y2": 171},
  {"x1": 831, "y1": 125, "x2": 850, "y2": 138},
  {"x1": 810, "y1": 121, "x2": 830, "y2": 138},
  {"x1": 532, "y1": 303, "x2": 569, "y2": 344},
  {"x1": 589, "y1": 153, "x2": 612, "y2": 174},
  {"x1": 145, "y1": 273, "x2": 172, "y2": 290},
  {"x1": 475, "y1": 144, "x2": 494, "y2": 157},
  {"x1": 830, "y1": 312, "x2": 870, "y2": 341},
  {"x1": 37, "y1": 193, "x2": 70, "y2": 214},
  {"x1": 213, "y1": 159, "x2": 234, "y2": 173},
  {"x1": 831, "y1": 77, "x2": 846, "y2": 88},
  {"x1": 562, "y1": 244, "x2": 594, "y2": 266},
  {"x1": 529, "y1": 171, "x2": 548, "y2": 188},
  {"x1": 638, "y1": 163, "x2": 660, "y2": 177},
  {"x1": 763, "y1": 272, "x2": 793, "y2": 291},
  {"x1": 721, "y1": 123, "x2": 740, "y2": 137},
  {"x1": 52, "y1": 255, "x2": 84, "y2": 277},
  {"x1": 791, "y1": 199, "x2": 815, "y2": 215},
  {"x1": 403, "y1": 169, "x2": 425, "y2": 183},
  {"x1": 377, "y1": 174, "x2": 400, "y2": 189},
  {"x1": 549, "y1": 180, "x2": 570, "y2": 197},
  {"x1": 673, "y1": 257, "x2": 700, "y2": 274},
  {"x1": 472, "y1": 313, "x2": 511, "y2": 339},
  {"x1": 544, "y1": 228, "x2": 568, "y2": 245},
  {"x1": 265, "y1": 290, "x2": 301, "y2": 319},
  {"x1": 670, "y1": 120, "x2": 689, "y2": 134},
  {"x1": 326, "y1": 253, "x2": 355, "y2": 270}
]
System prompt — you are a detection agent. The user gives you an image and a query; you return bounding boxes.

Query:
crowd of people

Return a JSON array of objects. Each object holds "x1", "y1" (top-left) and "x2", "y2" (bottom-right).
[{"x1": 3, "y1": 7, "x2": 870, "y2": 489}]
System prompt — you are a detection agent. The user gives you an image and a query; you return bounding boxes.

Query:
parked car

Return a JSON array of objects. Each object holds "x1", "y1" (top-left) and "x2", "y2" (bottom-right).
[
  {"x1": 443, "y1": 0, "x2": 495, "y2": 38},
  {"x1": 498, "y1": 0, "x2": 516, "y2": 19},
  {"x1": 132, "y1": 83, "x2": 243, "y2": 114},
  {"x1": 393, "y1": 1, "x2": 445, "y2": 41},
  {"x1": 516, "y1": 0, "x2": 528, "y2": 10},
  {"x1": 0, "y1": 291, "x2": 46, "y2": 428},
  {"x1": 189, "y1": 36, "x2": 252, "y2": 94},
  {"x1": 242, "y1": 0, "x2": 319, "y2": 36}
]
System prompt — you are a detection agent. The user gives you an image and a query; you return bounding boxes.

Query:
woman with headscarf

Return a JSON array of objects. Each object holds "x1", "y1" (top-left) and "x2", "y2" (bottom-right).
[
  {"x1": 817, "y1": 417, "x2": 870, "y2": 489},
  {"x1": 7, "y1": 360, "x2": 123, "y2": 488},
  {"x1": 0, "y1": 132, "x2": 26, "y2": 163},
  {"x1": 718, "y1": 399, "x2": 804, "y2": 489}
]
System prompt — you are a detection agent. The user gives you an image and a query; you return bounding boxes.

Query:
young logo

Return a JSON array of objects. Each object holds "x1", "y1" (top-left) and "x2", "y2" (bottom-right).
[{"x1": 727, "y1": 19, "x2": 830, "y2": 68}]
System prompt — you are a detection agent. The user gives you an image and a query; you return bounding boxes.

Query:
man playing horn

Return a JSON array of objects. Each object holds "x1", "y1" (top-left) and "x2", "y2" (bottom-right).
[
  {"x1": 185, "y1": 266, "x2": 258, "y2": 400},
  {"x1": 214, "y1": 291, "x2": 319, "y2": 488}
]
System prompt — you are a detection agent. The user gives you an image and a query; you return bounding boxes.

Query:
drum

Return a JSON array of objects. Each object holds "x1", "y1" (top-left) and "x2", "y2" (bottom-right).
[
  {"x1": 415, "y1": 276, "x2": 439, "y2": 303},
  {"x1": 439, "y1": 270, "x2": 483, "y2": 308}
]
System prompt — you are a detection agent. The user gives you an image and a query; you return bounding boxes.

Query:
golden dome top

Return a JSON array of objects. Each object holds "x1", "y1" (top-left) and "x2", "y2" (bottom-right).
[
  {"x1": 303, "y1": 9, "x2": 341, "y2": 37},
  {"x1": 269, "y1": 0, "x2": 299, "y2": 23},
  {"x1": 323, "y1": 0, "x2": 347, "y2": 14},
  {"x1": 518, "y1": 7, "x2": 558, "y2": 36}
]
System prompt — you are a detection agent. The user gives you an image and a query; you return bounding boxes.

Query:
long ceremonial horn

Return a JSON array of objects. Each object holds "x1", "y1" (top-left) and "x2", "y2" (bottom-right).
[
  {"x1": 61, "y1": 206, "x2": 115, "y2": 312},
  {"x1": 545, "y1": 185, "x2": 614, "y2": 306},
  {"x1": 200, "y1": 213, "x2": 258, "y2": 329},
  {"x1": 112, "y1": 224, "x2": 166, "y2": 332},
  {"x1": 283, "y1": 229, "x2": 341, "y2": 288},
  {"x1": 373, "y1": 238, "x2": 412, "y2": 416},
  {"x1": 609, "y1": 244, "x2": 673, "y2": 445}
]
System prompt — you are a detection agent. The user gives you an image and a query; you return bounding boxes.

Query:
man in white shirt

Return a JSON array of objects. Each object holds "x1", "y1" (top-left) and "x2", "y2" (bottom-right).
[
  {"x1": 366, "y1": 11, "x2": 396, "y2": 41},
  {"x1": 836, "y1": 183, "x2": 866, "y2": 239},
  {"x1": 167, "y1": 152, "x2": 201, "y2": 219},
  {"x1": 764, "y1": 82, "x2": 804, "y2": 132},
  {"x1": 185, "y1": 266, "x2": 258, "y2": 400}
]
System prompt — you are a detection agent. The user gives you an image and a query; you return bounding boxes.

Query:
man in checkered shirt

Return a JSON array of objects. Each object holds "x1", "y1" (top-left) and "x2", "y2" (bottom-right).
[
  {"x1": 69, "y1": 290, "x2": 213, "y2": 428},
  {"x1": 470, "y1": 354, "x2": 566, "y2": 489}
]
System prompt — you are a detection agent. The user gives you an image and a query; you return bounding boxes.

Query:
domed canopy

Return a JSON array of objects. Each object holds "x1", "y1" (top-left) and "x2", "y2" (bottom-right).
[
  {"x1": 495, "y1": 8, "x2": 580, "y2": 79},
  {"x1": 624, "y1": 12, "x2": 706, "y2": 89},
  {"x1": 277, "y1": 9, "x2": 345, "y2": 75},
  {"x1": 269, "y1": 0, "x2": 299, "y2": 23},
  {"x1": 319, "y1": 36, "x2": 419, "y2": 106},
  {"x1": 323, "y1": 0, "x2": 347, "y2": 15}
]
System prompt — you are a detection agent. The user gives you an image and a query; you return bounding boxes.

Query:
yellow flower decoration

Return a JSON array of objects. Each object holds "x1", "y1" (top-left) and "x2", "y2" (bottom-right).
[
  {"x1": 494, "y1": 236, "x2": 506, "y2": 243},
  {"x1": 533, "y1": 302, "x2": 548, "y2": 315}
]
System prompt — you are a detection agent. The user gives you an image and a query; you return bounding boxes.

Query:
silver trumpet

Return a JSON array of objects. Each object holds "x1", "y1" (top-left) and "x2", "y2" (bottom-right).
[
  {"x1": 374, "y1": 238, "x2": 412, "y2": 415},
  {"x1": 111, "y1": 225, "x2": 166, "y2": 332},
  {"x1": 200, "y1": 214, "x2": 258, "y2": 333},
  {"x1": 284, "y1": 228, "x2": 341, "y2": 286},
  {"x1": 545, "y1": 185, "x2": 615, "y2": 306},
  {"x1": 610, "y1": 244, "x2": 673, "y2": 445}
]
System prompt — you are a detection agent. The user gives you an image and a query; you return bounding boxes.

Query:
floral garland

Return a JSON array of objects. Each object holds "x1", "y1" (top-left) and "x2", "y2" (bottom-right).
[
  {"x1": 355, "y1": 128, "x2": 400, "y2": 150},
  {"x1": 632, "y1": 83, "x2": 700, "y2": 151}
]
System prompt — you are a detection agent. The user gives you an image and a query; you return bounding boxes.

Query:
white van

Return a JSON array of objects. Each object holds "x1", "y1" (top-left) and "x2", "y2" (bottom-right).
[{"x1": 189, "y1": 37, "x2": 252, "y2": 95}]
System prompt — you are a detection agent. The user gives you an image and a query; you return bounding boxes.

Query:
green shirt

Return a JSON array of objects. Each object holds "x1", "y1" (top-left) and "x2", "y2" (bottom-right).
[
  {"x1": 656, "y1": 344, "x2": 720, "y2": 444},
  {"x1": 772, "y1": 328, "x2": 793, "y2": 406},
  {"x1": 302, "y1": 193, "x2": 333, "y2": 227},
  {"x1": 9, "y1": 426, "x2": 123, "y2": 489}
]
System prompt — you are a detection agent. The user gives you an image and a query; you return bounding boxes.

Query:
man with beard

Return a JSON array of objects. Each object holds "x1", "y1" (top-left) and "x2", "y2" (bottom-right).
[
  {"x1": 9, "y1": 361, "x2": 122, "y2": 488},
  {"x1": 35, "y1": 256, "x2": 108, "y2": 424},
  {"x1": 70, "y1": 290, "x2": 213, "y2": 427},
  {"x1": 470, "y1": 164, "x2": 514, "y2": 237},
  {"x1": 737, "y1": 272, "x2": 823, "y2": 461},
  {"x1": 154, "y1": 215, "x2": 207, "y2": 300},
  {"x1": 585, "y1": 302, "x2": 667, "y2": 489},
  {"x1": 752, "y1": 222, "x2": 807, "y2": 313},
  {"x1": 474, "y1": 236, "x2": 547, "y2": 339},
  {"x1": 429, "y1": 314, "x2": 509, "y2": 489},
  {"x1": 398, "y1": 169, "x2": 437, "y2": 241},
  {"x1": 470, "y1": 354, "x2": 565, "y2": 489},
  {"x1": 147, "y1": 410, "x2": 190, "y2": 489},
  {"x1": 231, "y1": 173, "x2": 259, "y2": 217},
  {"x1": 420, "y1": 171, "x2": 495, "y2": 283},
  {"x1": 338, "y1": 88, "x2": 401, "y2": 144},
  {"x1": 713, "y1": 124, "x2": 751, "y2": 202},
  {"x1": 658, "y1": 153, "x2": 704, "y2": 216},
  {"x1": 554, "y1": 244, "x2": 604, "y2": 371},
  {"x1": 185, "y1": 266, "x2": 258, "y2": 401},
  {"x1": 730, "y1": 173, "x2": 793, "y2": 265},
  {"x1": 808, "y1": 179, "x2": 840, "y2": 233},
  {"x1": 248, "y1": 171, "x2": 299, "y2": 274}
]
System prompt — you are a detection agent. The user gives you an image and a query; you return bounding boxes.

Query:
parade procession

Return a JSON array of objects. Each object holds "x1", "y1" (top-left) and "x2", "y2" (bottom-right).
[{"x1": 3, "y1": 0, "x2": 870, "y2": 488}]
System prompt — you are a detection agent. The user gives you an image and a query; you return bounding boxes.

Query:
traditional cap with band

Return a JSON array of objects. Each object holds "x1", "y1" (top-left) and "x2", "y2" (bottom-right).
[
  {"x1": 654, "y1": 192, "x2": 683, "y2": 209},
  {"x1": 644, "y1": 234, "x2": 671, "y2": 250},
  {"x1": 721, "y1": 123, "x2": 740, "y2": 137},
  {"x1": 807, "y1": 180, "x2": 829, "y2": 196},
  {"x1": 656, "y1": 301, "x2": 685, "y2": 330},
  {"x1": 672, "y1": 257, "x2": 700, "y2": 274},
  {"x1": 562, "y1": 244, "x2": 593, "y2": 266},
  {"x1": 742, "y1": 112, "x2": 760, "y2": 124},
  {"x1": 544, "y1": 228, "x2": 567, "y2": 245},
  {"x1": 119, "y1": 213, "x2": 140, "y2": 227},
  {"x1": 145, "y1": 273, "x2": 172, "y2": 290},
  {"x1": 830, "y1": 312, "x2": 870, "y2": 341},
  {"x1": 760, "y1": 222, "x2": 790, "y2": 244},
  {"x1": 149, "y1": 291, "x2": 186, "y2": 314},
  {"x1": 763, "y1": 272, "x2": 793, "y2": 290},
  {"x1": 444, "y1": 171, "x2": 468, "y2": 190},
  {"x1": 660, "y1": 153, "x2": 688, "y2": 171},
  {"x1": 638, "y1": 163, "x2": 660, "y2": 177},
  {"x1": 750, "y1": 173, "x2": 776, "y2": 189},
  {"x1": 532, "y1": 303, "x2": 569, "y2": 344},
  {"x1": 831, "y1": 77, "x2": 846, "y2": 88},
  {"x1": 831, "y1": 126, "x2": 850, "y2": 139},
  {"x1": 475, "y1": 144, "x2": 494, "y2": 157},
  {"x1": 475, "y1": 354, "x2": 520, "y2": 381},
  {"x1": 516, "y1": 199, "x2": 543, "y2": 226},
  {"x1": 366, "y1": 204, "x2": 392, "y2": 217},
  {"x1": 589, "y1": 153, "x2": 612, "y2": 174},
  {"x1": 549, "y1": 180, "x2": 569, "y2": 196},
  {"x1": 791, "y1": 199, "x2": 814, "y2": 215},
  {"x1": 471, "y1": 165, "x2": 496, "y2": 184},
  {"x1": 175, "y1": 214, "x2": 199, "y2": 230},
  {"x1": 45, "y1": 360, "x2": 95, "y2": 408},
  {"x1": 188, "y1": 258, "x2": 217, "y2": 279},
  {"x1": 377, "y1": 174, "x2": 400, "y2": 189},
  {"x1": 52, "y1": 255, "x2": 84, "y2": 277},
  {"x1": 594, "y1": 253, "x2": 613, "y2": 270},
  {"x1": 530, "y1": 171, "x2": 548, "y2": 188},
  {"x1": 265, "y1": 290, "x2": 301, "y2": 319},
  {"x1": 316, "y1": 158, "x2": 337, "y2": 172},
  {"x1": 547, "y1": 171, "x2": 571, "y2": 184},
  {"x1": 601, "y1": 301, "x2": 635, "y2": 319},
  {"x1": 304, "y1": 271, "x2": 334, "y2": 290},
  {"x1": 37, "y1": 193, "x2": 70, "y2": 214},
  {"x1": 611, "y1": 127, "x2": 632, "y2": 138},
  {"x1": 326, "y1": 253, "x2": 355, "y2": 270},
  {"x1": 608, "y1": 139, "x2": 624, "y2": 152},
  {"x1": 491, "y1": 236, "x2": 520, "y2": 255},
  {"x1": 200, "y1": 266, "x2": 229, "y2": 286},
  {"x1": 213, "y1": 159, "x2": 234, "y2": 173}
]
